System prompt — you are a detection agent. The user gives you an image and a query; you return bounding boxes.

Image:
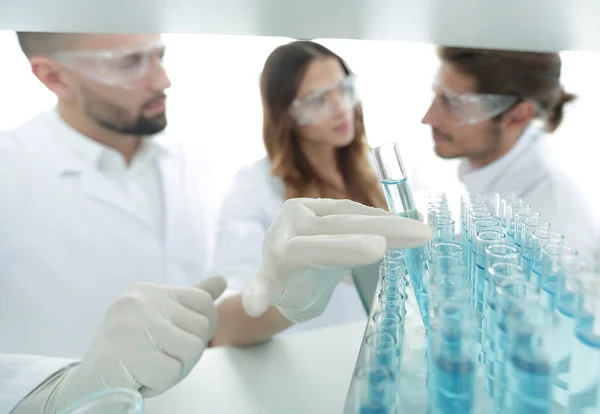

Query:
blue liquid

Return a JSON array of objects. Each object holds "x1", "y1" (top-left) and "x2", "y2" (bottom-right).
[
  {"x1": 520, "y1": 254, "x2": 532, "y2": 281},
  {"x1": 505, "y1": 353, "x2": 552, "y2": 414},
  {"x1": 530, "y1": 267, "x2": 542, "y2": 289},
  {"x1": 540, "y1": 275, "x2": 557, "y2": 310},
  {"x1": 569, "y1": 323, "x2": 600, "y2": 413},
  {"x1": 484, "y1": 301, "x2": 498, "y2": 394},
  {"x1": 360, "y1": 406, "x2": 388, "y2": 414},
  {"x1": 381, "y1": 179, "x2": 430, "y2": 327},
  {"x1": 475, "y1": 264, "x2": 485, "y2": 323},
  {"x1": 430, "y1": 356, "x2": 475, "y2": 414}
]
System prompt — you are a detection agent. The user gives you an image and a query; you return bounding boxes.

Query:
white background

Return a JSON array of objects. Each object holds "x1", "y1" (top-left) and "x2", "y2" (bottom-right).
[{"x1": 2, "y1": 31, "x2": 599, "y2": 211}]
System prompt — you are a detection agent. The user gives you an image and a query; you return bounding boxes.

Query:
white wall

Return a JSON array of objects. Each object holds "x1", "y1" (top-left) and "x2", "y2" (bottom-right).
[{"x1": 1, "y1": 31, "x2": 598, "y2": 210}]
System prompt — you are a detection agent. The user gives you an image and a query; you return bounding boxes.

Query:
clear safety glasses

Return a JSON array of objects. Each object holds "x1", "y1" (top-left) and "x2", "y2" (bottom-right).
[
  {"x1": 289, "y1": 75, "x2": 360, "y2": 126},
  {"x1": 52, "y1": 40, "x2": 167, "y2": 90},
  {"x1": 429, "y1": 82, "x2": 520, "y2": 126}
]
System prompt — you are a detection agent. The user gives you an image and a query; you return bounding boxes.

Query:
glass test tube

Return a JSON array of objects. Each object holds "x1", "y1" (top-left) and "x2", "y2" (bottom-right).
[
  {"x1": 569, "y1": 274, "x2": 600, "y2": 413},
  {"x1": 539, "y1": 243, "x2": 579, "y2": 311},
  {"x1": 431, "y1": 217, "x2": 455, "y2": 244},
  {"x1": 428, "y1": 302, "x2": 478, "y2": 414},
  {"x1": 502, "y1": 301, "x2": 556, "y2": 414},
  {"x1": 552, "y1": 257, "x2": 596, "y2": 401},
  {"x1": 372, "y1": 309, "x2": 405, "y2": 351},
  {"x1": 492, "y1": 279, "x2": 540, "y2": 410},
  {"x1": 498, "y1": 194, "x2": 518, "y2": 231},
  {"x1": 519, "y1": 218, "x2": 551, "y2": 280},
  {"x1": 431, "y1": 241, "x2": 464, "y2": 262},
  {"x1": 513, "y1": 209, "x2": 541, "y2": 249},
  {"x1": 469, "y1": 219, "x2": 501, "y2": 289},
  {"x1": 530, "y1": 230, "x2": 565, "y2": 288},
  {"x1": 429, "y1": 255, "x2": 470, "y2": 320},
  {"x1": 467, "y1": 212, "x2": 494, "y2": 287},
  {"x1": 372, "y1": 143, "x2": 430, "y2": 327},
  {"x1": 483, "y1": 262, "x2": 526, "y2": 395},
  {"x1": 473, "y1": 230, "x2": 507, "y2": 338},
  {"x1": 58, "y1": 388, "x2": 144, "y2": 414},
  {"x1": 505, "y1": 200, "x2": 530, "y2": 245},
  {"x1": 352, "y1": 363, "x2": 396, "y2": 414}
]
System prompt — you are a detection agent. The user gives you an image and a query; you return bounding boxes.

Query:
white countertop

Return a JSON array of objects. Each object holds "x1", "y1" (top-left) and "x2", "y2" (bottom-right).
[{"x1": 144, "y1": 320, "x2": 367, "y2": 414}]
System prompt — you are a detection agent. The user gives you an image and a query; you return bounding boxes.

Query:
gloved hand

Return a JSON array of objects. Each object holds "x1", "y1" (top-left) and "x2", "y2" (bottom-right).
[
  {"x1": 242, "y1": 198, "x2": 431, "y2": 323},
  {"x1": 18, "y1": 277, "x2": 227, "y2": 413}
]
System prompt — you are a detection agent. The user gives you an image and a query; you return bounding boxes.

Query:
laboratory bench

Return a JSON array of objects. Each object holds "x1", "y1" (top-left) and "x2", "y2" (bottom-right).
[
  {"x1": 144, "y1": 320, "x2": 368, "y2": 414},
  {"x1": 144, "y1": 290, "x2": 431, "y2": 414}
]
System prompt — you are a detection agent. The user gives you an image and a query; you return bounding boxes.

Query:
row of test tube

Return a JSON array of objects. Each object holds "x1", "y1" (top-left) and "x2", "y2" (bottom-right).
[
  {"x1": 346, "y1": 250, "x2": 409, "y2": 413},
  {"x1": 426, "y1": 192, "x2": 600, "y2": 414}
]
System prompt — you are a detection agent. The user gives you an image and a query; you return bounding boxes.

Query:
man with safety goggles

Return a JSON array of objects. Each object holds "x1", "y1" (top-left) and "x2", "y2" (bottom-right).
[
  {"x1": 421, "y1": 46, "x2": 599, "y2": 262},
  {"x1": 0, "y1": 33, "x2": 431, "y2": 413}
]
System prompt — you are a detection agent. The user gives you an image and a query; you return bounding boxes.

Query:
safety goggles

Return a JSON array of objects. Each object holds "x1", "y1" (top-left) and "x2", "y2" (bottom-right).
[
  {"x1": 289, "y1": 76, "x2": 360, "y2": 126},
  {"x1": 52, "y1": 40, "x2": 167, "y2": 90},
  {"x1": 430, "y1": 82, "x2": 520, "y2": 125}
]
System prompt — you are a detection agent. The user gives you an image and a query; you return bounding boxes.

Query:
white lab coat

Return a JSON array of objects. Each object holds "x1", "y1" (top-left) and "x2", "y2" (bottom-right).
[
  {"x1": 457, "y1": 124, "x2": 599, "y2": 262},
  {"x1": 210, "y1": 158, "x2": 367, "y2": 334},
  {"x1": 0, "y1": 110, "x2": 219, "y2": 412}
]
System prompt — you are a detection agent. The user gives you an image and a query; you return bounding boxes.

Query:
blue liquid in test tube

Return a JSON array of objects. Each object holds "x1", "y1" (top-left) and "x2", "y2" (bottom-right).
[{"x1": 372, "y1": 143, "x2": 430, "y2": 327}]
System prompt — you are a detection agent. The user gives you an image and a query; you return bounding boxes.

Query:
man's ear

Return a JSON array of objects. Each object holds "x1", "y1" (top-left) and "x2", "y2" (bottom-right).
[
  {"x1": 501, "y1": 100, "x2": 536, "y2": 131},
  {"x1": 30, "y1": 57, "x2": 77, "y2": 102}
]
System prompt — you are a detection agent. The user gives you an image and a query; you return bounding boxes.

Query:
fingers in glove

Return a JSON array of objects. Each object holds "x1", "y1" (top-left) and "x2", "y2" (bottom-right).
[
  {"x1": 110, "y1": 323, "x2": 182, "y2": 394},
  {"x1": 294, "y1": 198, "x2": 392, "y2": 217},
  {"x1": 300, "y1": 214, "x2": 431, "y2": 248},
  {"x1": 166, "y1": 301, "x2": 216, "y2": 341},
  {"x1": 194, "y1": 276, "x2": 228, "y2": 300},
  {"x1": 145, "y1": 317, "x2": 207, "y2": 384},
  {"x1": 242, "y1": 269, "x2": 283, "y2": 318},
  {"x1": 173, "y1": 285, "x2": 219, "y2": 317},
  {"x1": 283, "y1": 233, "x2": 387, "y2": 271}
]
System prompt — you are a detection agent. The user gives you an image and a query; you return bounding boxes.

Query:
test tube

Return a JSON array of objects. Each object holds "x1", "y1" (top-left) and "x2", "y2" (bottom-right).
[
  {"x1": 498, "y1": 194, "x2": 518, "y2": 231},
  {"x1": 513, "y1": 209, "x2": 541, "y2": 249},
  {"x1": 431, "y1": 217, "x2": 455, "y2": 244},
  {"x1": 428, "y1": 209, "x2": 452, "y2": 226},
  {"x1": 539, "y1": 243, "x2": 579, "y2": 311},
  {"x1": 470, "y1": 219, "x2": 501, "y2": 289},
  {"x1": 568, "y1": 273, "x2": 600, "y2": 413},
  {"x1": 372, "y1": 143, "x2": 430, "y2": 327},
  {"x1": 502, "y1": 301, "x2": 557, "y2": 413},
  {"x1": 429, "y1": 255, "x2": 470, "y2": 320},
  {"x1": 351, "y1": 363, "x2": 396, "y2": 414},
  {"x1": 483, "y1": 262, "x2": 526, "y2": 394},
  {"x1": 520, "y1": 218, "x2": 551, "y2": 280},
  {"x1": 467, "y1": 212, "x2": 494, "y2": 286},
  {"x1": 377, "y1": 290, "x2": 407, "y2": 320},
  {"x1": 492, "y1": 279, "x2": 540, "y2": 408},
  {"x1": 552, "y1": 256, "x2": 596, "y2": 402},
  {"x1": 379, "y1": 261, "x2": 407, "y2": 293},
  {"x1": 427, "y1": 302, "x2": 478, "y2": 414},
  {"x1": 371, "y1": 309, "x2": 405, "y2": 354},
  {"x1": 431, "y1": 241, "x2": 464, "y2": 262},
  {"x1": 530, "y1": 229, "x2": 565, "y2": 288},
  {"x1": 505, "y1": 200, "x2": 530, "y2": 245},
  {"x1": 473, "y1": 230, "x2": 507, "y2": 337},
  {"x1": 364, "y1": 330, "x2": 401, "y2": 375},
  {"x1": 58, "y1": 388, "x2": 144, "y2": 414}
]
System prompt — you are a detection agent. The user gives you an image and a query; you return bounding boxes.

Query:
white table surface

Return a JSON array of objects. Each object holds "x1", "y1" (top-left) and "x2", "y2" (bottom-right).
[{"x1": 145, "y1": 320, "x2": 368, "y2": 414}]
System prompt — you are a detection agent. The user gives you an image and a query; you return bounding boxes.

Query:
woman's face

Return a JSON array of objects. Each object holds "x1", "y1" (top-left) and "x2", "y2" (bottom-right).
[{"x1": 291, "y1": 57, "x2": 357, "y2": 148}]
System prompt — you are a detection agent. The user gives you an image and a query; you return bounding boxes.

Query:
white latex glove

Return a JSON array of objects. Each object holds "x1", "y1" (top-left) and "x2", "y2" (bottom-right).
[
  {"x1": 18, "y1": 277, "x2": 227, "y2": 413},
  {"x1": 242, "y1": 198, "x2": 431, "y2": 323}
]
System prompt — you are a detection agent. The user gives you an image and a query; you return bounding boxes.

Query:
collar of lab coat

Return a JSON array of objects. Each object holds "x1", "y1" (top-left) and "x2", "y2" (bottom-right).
[
  {"x1": 27, "y1": 108, "x2": 181, "y2": 175},
  {"x1": 457, "y1": 124, "x2": 545, "y2": 195}
]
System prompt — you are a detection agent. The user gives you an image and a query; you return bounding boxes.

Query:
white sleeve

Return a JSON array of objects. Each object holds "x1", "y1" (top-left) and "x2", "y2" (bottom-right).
[
  {"x1": 0, "y1": 353, "x2": 77, "y2": 413},
  {"x1": 209, "y1": 165, "x2": 273, "y2": 295}
]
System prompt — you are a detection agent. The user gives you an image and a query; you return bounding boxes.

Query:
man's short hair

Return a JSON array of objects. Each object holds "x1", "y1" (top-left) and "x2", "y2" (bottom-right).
[{"x1": 16, "y1": 32, "x2": 80, "y2": 59}]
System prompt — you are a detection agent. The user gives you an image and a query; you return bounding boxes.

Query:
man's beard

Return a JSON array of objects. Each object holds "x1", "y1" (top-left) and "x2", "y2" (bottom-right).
[{"x1": 82, "y1": 87, "x2": 167, "y2": 136}]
